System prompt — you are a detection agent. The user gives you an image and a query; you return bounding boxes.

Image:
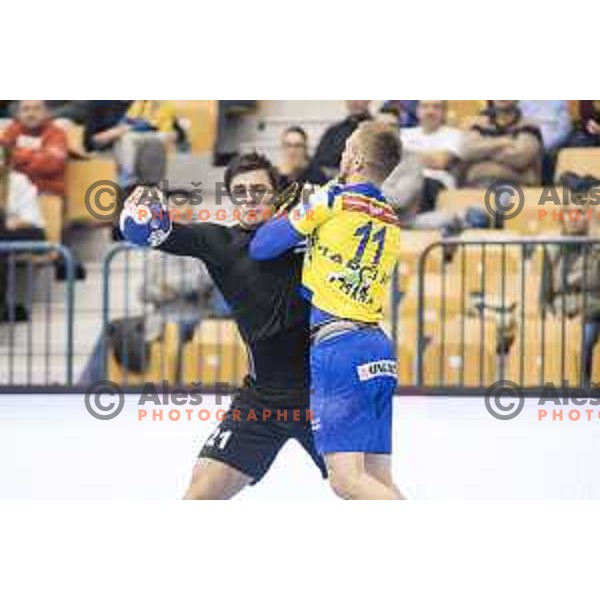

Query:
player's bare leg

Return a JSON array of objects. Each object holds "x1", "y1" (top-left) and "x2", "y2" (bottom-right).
[
  {"x1": 183, "y1": 458, "x2": 253, "y2": 500},
  {"x1": 325, "y1": 452, "x2": 403, "y2": 500},
  {"x1": 364, "y1": 453, "x2": 406, "y2": 499}
]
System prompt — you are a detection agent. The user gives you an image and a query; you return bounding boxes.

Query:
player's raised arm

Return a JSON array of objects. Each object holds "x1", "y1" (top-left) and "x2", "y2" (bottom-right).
[
  {"x1": 119, "y1": 186, "x2": 213, "y2": 260},
  {"x1": 249, "y1": 183, "x2": 339, "y2": 260}
]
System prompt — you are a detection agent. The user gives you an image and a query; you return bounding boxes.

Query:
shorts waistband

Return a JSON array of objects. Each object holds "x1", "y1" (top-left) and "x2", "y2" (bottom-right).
[{"x1": 310, "y1": 319, "x2": 378, "y2": 346}]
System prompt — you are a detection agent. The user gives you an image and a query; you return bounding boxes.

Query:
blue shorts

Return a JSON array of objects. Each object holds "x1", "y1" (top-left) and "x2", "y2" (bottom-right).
[{"x1": 310, "y1": 327, "x2": 396, "y2": 455}]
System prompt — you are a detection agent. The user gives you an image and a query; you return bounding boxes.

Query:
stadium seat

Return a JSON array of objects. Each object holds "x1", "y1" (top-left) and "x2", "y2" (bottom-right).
[
  {"x1": 40, "y1": 195, "x2": 64, "y2": 245},
  {"x1": 480, "y1": 186, "x2": 562, "y2": 235},
  {"x1": 505, "y1": 317, "x2": 583, "y2": 387},
  {"x1": 400, "y1": 274, "x2": 466, "y2": 321},
  {"x1": 421, "y1": 336, "x2": 497, "y2": 387},
  {"x1": 397, "y1": 230, "x2": 443, "y2": 287},
  {"x1": 446, "y1": 100, "x2": 486, "y2": 129},
  {"x1": 107, "y1": 321, "x2": 179, "y2": 386},
  {"x1": 182, "y1": 319, "x2": 248, "y2": 387},
  {"x1": 396, "y1": 343, "x2": 416, "y2": 386},
  {"x1": 65, "y1": 157, "x2": 119, "y2": 224},
  {"x1": 436, "y1": 188, "x2": 486, "y2": 215},
  {"x1": 555, "y1": 148, "x2": 600, "y2": 181},
  {"x1": 568, "y1": 100, "x2": 580, "y2": 123},
  {"x1": 171, "y1": 101, "x2": 219, "y2": 153},
  {"x1": 449, "y1": 242, "x2": 524, "y2": 300}
]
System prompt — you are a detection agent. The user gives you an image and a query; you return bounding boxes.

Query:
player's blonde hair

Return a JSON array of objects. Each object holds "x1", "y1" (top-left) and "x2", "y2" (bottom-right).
[{"x1": 355, "y1": 121, "x2": 402, "y2": 183}]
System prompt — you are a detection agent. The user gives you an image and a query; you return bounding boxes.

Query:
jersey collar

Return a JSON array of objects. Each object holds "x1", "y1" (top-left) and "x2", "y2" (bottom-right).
[{"x1": 340, "y1": 182, "x2": 387, "y2": 204}]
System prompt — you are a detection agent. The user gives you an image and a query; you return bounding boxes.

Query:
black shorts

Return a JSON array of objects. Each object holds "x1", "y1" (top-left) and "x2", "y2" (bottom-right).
[{"x1": 198, "y1": 386, "x2": 327, "y2": 484}]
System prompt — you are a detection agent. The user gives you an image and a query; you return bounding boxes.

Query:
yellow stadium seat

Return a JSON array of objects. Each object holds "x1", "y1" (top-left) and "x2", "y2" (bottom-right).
[
  {"x1": 182, "y1": 319, "x2": 248, "y2": 387},
  {"x1": 396, "y1": 343, "x2": 416, "y2": 386},
  {"x1": 555, "y1": 148, "x2": 600, "y2": 181},
  {"x1": 65, "y1": 157, "x2": 119, "y2": 224},
  {"x1": 108, "y1": 321, "x2": 179, "y2": 386},
  {"x1": 172, "y1": 100, "x2": 219, "y2": 153},
  {"x1": 590, "y1": 346, "x2": 600, "y2": 385},
  {"x1": 446, "y1": 100, "x2": 486, "y2": 129},
  {"x1": 506, "y1": 317, "x2": 583, "y2": 387},
  {"x1": 437, "y1": 188, "x2": 486, "y2": 215},
  {"x1": 449, "y1": 242, "x2": 524, "y2": 299},
  {"x1": 397, "y1": 230, "x2": 443, "y2": 285},
  {"x1": 568, "y1": 100, "x2": 580, "y2": 123},
  {"x1": 422, "y1": 337, "x2": 496, "y2": 387},
  {"x1": 400, "y1": 274, "x2": 466, "y2": 321}
]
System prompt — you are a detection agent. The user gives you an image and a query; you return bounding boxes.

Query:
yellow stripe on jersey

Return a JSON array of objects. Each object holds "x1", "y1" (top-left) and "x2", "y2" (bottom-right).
[{"x1": 289, "y1": 182, "x2": 401, "y2": 323}]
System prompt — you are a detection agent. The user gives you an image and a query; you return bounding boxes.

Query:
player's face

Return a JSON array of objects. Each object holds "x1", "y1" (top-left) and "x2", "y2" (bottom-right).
[
  {"x1": 339, "y1": 131, "x2": 361, "y2": 181},
  {"x1": 18, "y1": 100, "x2": 48, "y2": 129},
  {"x1": 230, "y1": 169, "x2": 277, "y2": 229},
  {"x1": 418, "y1": 101, "x2": 445, "y2": 131}
]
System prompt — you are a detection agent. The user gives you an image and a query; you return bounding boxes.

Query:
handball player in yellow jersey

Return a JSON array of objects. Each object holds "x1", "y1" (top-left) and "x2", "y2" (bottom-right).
[{"x1": 251, "y1": 122, "x2": 405, "y2": 499}]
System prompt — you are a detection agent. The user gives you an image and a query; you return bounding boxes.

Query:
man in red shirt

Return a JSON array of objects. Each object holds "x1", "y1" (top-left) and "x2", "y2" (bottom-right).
[{"x1": 0, "y1": 100, "x2": 67, "y2": 196}]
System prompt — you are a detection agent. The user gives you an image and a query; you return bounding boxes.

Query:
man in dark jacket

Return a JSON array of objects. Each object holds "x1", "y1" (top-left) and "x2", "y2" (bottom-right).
[{"x1": 312, "y1": 101, "x2": 371, "y2": 178}]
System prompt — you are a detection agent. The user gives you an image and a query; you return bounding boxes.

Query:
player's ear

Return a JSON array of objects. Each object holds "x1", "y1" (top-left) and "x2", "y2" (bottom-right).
[{"x1": 354, "y1": 151, "x2": 366, "y2": 172}]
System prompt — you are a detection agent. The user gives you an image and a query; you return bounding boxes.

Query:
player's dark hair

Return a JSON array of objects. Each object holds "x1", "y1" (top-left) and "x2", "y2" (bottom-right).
[
  {"x1": 283, "y1": 125, "x2": 308, "y2": 142},
  {"x1": 224, "y1": 152, "x2": 280, "y2": 194}
]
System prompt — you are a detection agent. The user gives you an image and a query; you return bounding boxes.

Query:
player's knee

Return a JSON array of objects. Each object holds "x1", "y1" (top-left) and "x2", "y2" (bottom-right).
[
  {"x1": 183, "y1": 474, "x2": 233, "y2": 500},
  {"x1": 182, "y1": 459, "x2": 251, "y2": 500},
  {"x1": 328, "y1": 470, "x2": 364, "y2": 500},
  {"x1": 183, "y1": 482, "x2": 221, "y2": 500}
]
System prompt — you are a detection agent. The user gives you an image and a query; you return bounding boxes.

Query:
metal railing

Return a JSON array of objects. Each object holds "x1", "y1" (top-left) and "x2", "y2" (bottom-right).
[
  {"x1": 101, "y1": 243, "x2": 242, "y2": 390},
  {"x1": 394, "y1": 236, "x2": 600, "y2": 391},
  {"x1": 0, "y1": 242, "x2": 75, "y2": 387},
  {"x1": 4, "y1": 236, "x2": 600, "y2": 394}
]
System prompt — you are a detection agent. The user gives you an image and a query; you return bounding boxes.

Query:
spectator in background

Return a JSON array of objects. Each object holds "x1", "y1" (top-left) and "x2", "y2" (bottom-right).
[
  {"x1": 401, "y1": 100, "x2": 464, "y2": 211},
  {"x1": 0, "y1": 101, "x2": 87, "y2": 281},
  {"x1": 376, "y1": 102, "x2": 403, "y2": 128},
  {"x1": 519, "y1": 101, "x2": 572, "y2": 183},
  {"x1": 54, "y1": 101, "x2": 132, "y2": 152},
  {"x1": 0, "y1": 169, "x2": 46, "y2": 321},
  {"x1": 540, "y1": 206, "x2": 600, "y2": 387},
  {"x1": 0, "y1": 100, "x2": 67, "y2": 196},
  {"x1": 93, "y1": 100, "x2": 177, "y2": 189},
  {"x1": 568, "y1": 101, "x2": 600, "y2": 147},
  {"x1": 278, "y1": 126, "x2": 327, "y2": 189},
  {"x1": 462, "y1": 100, "x2": 543, "y2": 188},
  {"x1": 312, "y1": 101, "x2": 371, "y2": 178}
]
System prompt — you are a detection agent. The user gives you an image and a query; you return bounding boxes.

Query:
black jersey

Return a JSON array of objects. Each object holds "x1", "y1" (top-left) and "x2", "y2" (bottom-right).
[{"x1": 159, "y1": 222, "x2": 310, "y2": 404}]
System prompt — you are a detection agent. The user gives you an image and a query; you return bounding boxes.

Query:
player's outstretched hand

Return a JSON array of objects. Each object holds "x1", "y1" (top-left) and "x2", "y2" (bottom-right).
[{"x1": 119, "y1": 185, "x2": 172, "y2": 248}]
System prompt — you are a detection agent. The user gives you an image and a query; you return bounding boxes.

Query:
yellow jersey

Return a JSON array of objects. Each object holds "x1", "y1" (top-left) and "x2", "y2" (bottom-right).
[{"x1": 290, "y1": 181, "x2": 401, "y2": 324}]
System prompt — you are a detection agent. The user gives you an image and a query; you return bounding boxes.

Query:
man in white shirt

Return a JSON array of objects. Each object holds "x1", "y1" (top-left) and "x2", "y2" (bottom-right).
[
  {"x1": 401, "y1": 100, "x2": 464, "y2": 210},
  {"x1": 0, "y1": 171, "x2": 45, "y2": 322}
]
